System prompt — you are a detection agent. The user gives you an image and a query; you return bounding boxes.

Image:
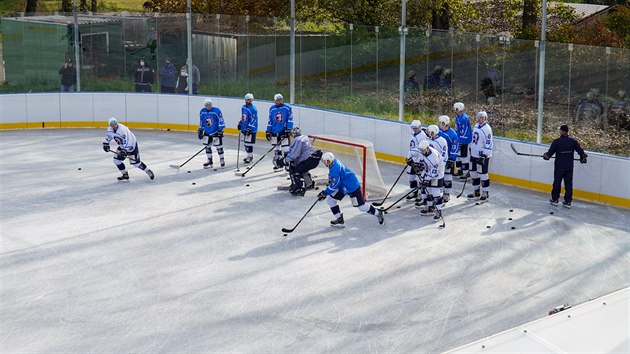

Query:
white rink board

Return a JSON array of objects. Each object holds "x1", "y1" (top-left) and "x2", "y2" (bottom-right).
[{"x1": 0, "y1": 92, "x2": 628, "y2": 202}]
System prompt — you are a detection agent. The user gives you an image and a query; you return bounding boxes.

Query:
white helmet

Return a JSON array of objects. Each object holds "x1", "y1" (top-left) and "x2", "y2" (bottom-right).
[
  {"x1": 274, "y1": 93, "x2": 283, "y2": 101},
  {"x1": 438, "y1": 115, "x2": 450, "y2": 126},
  {"x1": 410, "y1": 120, "x2": 422, "y2": 129},
  {"x1": 321, "y1": 152, "x2": 335, "y2": 164},
  {"x1": 203, "y1": 98, "x2": 212, "y2": 106},
  {"x1": 244, "y1": 93, "x2": 254, "y2": 100},
  {"x1": 427, "y1": 124, "x2": 439, "y2": 137},
  {"x1": 108, "y1": 117, "x2": 118, "y2": 126},
  {"x1": 418, "y1": 140, "x2": 430, "y2": 151},
  {"x1": 476, "y1": 111, "x2": 488, "y2": 120},
  {"x1": 291, "y1": 127, "x2": 302, "y2": 137},
  {"x1": 453, "y1": 102, "x2": 465, "y2": 112}
]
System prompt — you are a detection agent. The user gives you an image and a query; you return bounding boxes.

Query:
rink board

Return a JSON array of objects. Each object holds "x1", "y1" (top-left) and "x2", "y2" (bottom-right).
[{"x1": 0, "y1": 92, "x2": 628, "y2": 207}]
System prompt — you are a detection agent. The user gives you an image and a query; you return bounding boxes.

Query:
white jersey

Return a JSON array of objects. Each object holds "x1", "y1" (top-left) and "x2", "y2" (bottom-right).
[
  {"x1": 428, "y1": 136, "x2": 448, "y2": 163},
  {"x1": 471, "y1": 122, "x2": 493, "y2": 158},
  {"x1": 408, "y1": 130, "x2": 428, "y2": 156},
  {"x1": 422, "y1": 146, "x2": 444, "y2": 180},
  {"x1": 104, "y1": 123, "x2": 137, "y2": 152}
]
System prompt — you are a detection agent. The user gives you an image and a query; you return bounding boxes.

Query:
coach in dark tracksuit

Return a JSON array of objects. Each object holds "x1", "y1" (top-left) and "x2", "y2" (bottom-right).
[{"x1": 543, "y1": 124, "x2": 588, "y2": 208}]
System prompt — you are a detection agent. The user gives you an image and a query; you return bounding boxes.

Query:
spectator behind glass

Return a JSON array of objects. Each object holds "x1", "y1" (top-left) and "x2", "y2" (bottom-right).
[
  {"x1": 189, "y1": 63, "x2": 201, "y2": 95},
  {"x1": 59, "y1": 59, "x2": 77, "y2": 92},
  {"x1": 176, "y1": 66, "x2": 189, "y2": 94},
  {"x1": 404, "y1": 70, "x2": 420, "y2": 92},
  {"x1": 159, "y1": 58, "x2": 177, "y2": 94},
  {"x1": 134, "y1": 57, "x2": 154, "y2": 92}
]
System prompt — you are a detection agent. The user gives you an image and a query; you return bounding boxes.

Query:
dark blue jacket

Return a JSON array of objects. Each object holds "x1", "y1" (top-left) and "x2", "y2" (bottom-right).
[{"x1": 545, "y1": 135, "x2": 586, "y2": 170}]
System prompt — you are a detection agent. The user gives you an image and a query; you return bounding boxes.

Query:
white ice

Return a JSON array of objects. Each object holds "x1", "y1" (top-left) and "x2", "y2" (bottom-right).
[{"x1": 1, "y1": 129, "x2": 628, "y2": 353}]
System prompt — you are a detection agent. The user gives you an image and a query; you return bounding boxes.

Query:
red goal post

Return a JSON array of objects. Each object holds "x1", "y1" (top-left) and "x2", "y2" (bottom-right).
[{"x1": 308, "y1": 134, "x2": 388, "y2": 200}]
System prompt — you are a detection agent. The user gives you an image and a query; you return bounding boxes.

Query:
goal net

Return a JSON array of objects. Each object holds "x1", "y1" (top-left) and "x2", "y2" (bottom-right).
[{"x1": 309, "y1": 134, "x2": 388, "y2": 200}]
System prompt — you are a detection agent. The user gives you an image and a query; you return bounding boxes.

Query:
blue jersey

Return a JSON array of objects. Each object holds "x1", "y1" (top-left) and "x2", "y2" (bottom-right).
[
  {"x1": 267, "y1": 103, "x2": 293, "y2": 134},
  {"x1": 324, "y1": 159, "x2": 361, "y2": 196},
  {"x1": 455, "y1": 112, "x2": 472, "y2": 145},
  {"x1": 240, "y1": 104, "x2": 258, "y2": 133},
  {"x1": 439, "y1": 127, "x2": 459, "y2": 161},
  {"x1": 199, "y1": 107, "x2": 225, "y2": 135}
]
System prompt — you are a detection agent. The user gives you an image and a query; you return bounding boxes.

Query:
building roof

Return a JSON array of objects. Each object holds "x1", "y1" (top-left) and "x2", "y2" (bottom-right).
[{"x1": 551, "y1": 2, "x2": 610, "y2": 20}]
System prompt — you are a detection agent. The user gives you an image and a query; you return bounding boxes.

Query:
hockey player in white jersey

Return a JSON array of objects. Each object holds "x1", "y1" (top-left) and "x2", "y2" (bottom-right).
[
  {"x1": 416, "y1": 124, "x2": 447, "y2": 207},
  {"x1": 437, "y1": 115, "x2": 459, "y2": 202},
  {"x1": 467, "y1": 111, "x2": 493, "y2": 201},
  {"x1": 406, "y1": 119, "x2": 428, "y2": 201},
  {"x1": 413, "y1": 140, "x2": 444, "y2": 220},
  {"x1": 283, "y1": 127, "x2": 322, "y2": 196},
  {"x1": 102, "y1": 117, "x2": 154, "y2": 181}
]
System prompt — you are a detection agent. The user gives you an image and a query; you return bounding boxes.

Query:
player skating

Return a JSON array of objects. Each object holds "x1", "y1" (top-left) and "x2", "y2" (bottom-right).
[
  {"x1": 198, "y1": 98, "x2": 226, "y2": 169},
  {"x1": 454, "y1": 102, "x2": 472, "y2": 180},
  {"x1": 102, "y1": 117, "x2": 154, "y2": 181},
  {"x1": 283, "y1": 128, "x2": 322, "y2": 196},
  {"x1": 317, "y1": 152, "x2": 384, "y2": 227},
  {"x1": 406, "y1": 119, "x2": 428, "y2": 202},
  {"x1": 467, "y1": 111, "x2": 493, "y2": 201},
  {"x1": 238, "y1": 93, "x2": 258, "y2": 164},
  {"x1": 437, "y1": 115, "x2": 459, "y2": 202},
  {"x1": 266, "y1": 93, "x2": 293, "y2": 171}
]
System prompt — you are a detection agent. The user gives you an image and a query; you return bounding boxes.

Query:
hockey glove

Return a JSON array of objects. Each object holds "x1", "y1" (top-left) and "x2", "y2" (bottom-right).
[
  {"x1": 237, "y1": 122, "x2": 242, "y2": 131},
  {"x1": 580, "y1": 155, "x2": 588, "y2": 164},
  {"x1": 406, "y1": 157, "x2": 414, "y2": 167},
  {"x1": 197, "y1": 129, "x2": 204, "y2": 140},
  {"x1": 214, "y1": 131, "x2": 224, "y2": 138},
  {"x1": 543, "y1": 153, "x2": 550, "y2": 160},
  {"x1": 317, "y1": 191, "x2": 327, "y2": 201},
  {"x1": 266, "y1": 131, "x2": 272, "y2": 141},
  {"x1": 245, "y1": 127, "x2": 251, "y2": 135},
  {"x1": 102, "y1": 142, "x2": 110, "y2": 152}
]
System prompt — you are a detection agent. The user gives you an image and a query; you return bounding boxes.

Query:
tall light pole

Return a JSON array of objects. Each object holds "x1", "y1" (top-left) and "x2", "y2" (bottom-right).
[
  {"x1": 186, "y1": 0, "x2": 193, "y2": 95},
  {"x1": 398, "y1": 0, "x2": 407, "y2": 122},
  {"x1": 536, "y1": 0, "x2": 548, "y2": 143},
  {"x1": 73, "y1": 0, "x2": 81, "y2": 92},
  {"x1": 290, "y1": 0, "x2": 296, "y2": 104}
]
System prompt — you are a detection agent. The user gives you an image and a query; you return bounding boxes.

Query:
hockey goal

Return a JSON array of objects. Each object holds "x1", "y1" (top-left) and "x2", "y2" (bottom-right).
[{"x1": 309, "y1": 134, "x2": 388, "y2": 200}]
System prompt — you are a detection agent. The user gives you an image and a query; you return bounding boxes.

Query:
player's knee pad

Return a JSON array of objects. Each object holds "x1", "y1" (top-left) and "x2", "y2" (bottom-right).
[
  {"x1": 326, "y1": 196, "x2": 338, "y2": 207},
  {"x1": 470, "y1": 170, "x2": 479, "y2": 179},
  {"x1": 357, "y1": 203, "x2": 371, "y2": 212},
  {"x1": 472, "y1": 178, "x2": 481, "y2": 187},
  {"x1": 409, "y1": 180, "x2": 418, "y2": 188},
  {"x1": 272, "y1": 156, "x2": 284, "y2": 169},
  {"x1": 444, "y1": 180, "x2": 452, "y2": 189},
  {"x1": 428, "y1": 186, "x2": 441, "y2": 198},
  {"x1": 244, "y1": 144, "x2": 253, "y2": 153},
  {"x1": 303, "y1": 173, "x2": 313, "y2": 188},
  {"x1": 116, "y1": 162, "x2": 126, "y2": 170},
  {"x1": 480, "y1": 173, "x2": 489, "y2": 182},
  {"x1": 216, "y1": 147, "x2": 224, "y2": 155},
  {"x1": 407, "y1": 172, "x2": 417, "y2": 183},
  {"x1": 113, "y1": 158, "x2": 124, "y2": 165},
  {"x1": 205, "y1": 145, "x2": 213, "y2": 154}
]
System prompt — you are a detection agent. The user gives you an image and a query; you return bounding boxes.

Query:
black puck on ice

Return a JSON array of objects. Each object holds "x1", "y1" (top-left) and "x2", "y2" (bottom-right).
[
  {"x1": 315, "y1": 187, "x2": 319, "y2": 190},
  {"x1": 214, "y1": 169, "x2": 217, "y2": 171},
  {"x1": 486, "y1": 225, "x2": 491, "y2": 228},
  {"x1": 508, "y1": 218, "x2": 513, "y2": 221},
  {"x1": 550, "y1": 211, "x2": 554, "y2": 214},
  {"x1": 245, "y1": 184, "x2": 250, "y2": 187},
  {"x1": 192, "y1": 182, "x2": 196, "y2": 185},
  {"x1": 77, "y1": 167, "x2": 82, "y2": 170},
  {"x1": 509, "y1": 209, "x2": 514, "y2": 212},
  {"x1": 511, "y1": 226, "x2": 516, "y2": 230},
  {"x1": 475, "y1": 202, "x2": 480, "y2": 205},
  {"x1": 283, "y1": 233, "x2": 288, "y2": 236},
  {"x1": 187, "y1": 170, "x2": 191, "y2": 173},
  {"x1": 396, "y1": 206, "x2": 401, "y2": 208}
]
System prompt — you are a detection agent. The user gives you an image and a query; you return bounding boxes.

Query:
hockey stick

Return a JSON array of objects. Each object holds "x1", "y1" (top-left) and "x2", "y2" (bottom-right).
[
  {"x1": 510, "y1": 143, "x2": 579, "y2": 161},
  {"x1": 236, "y1": 131, "x2": 242, "y2": 172},
  {"x1": 373, "y1": 164, "x2": 408, "y2": 207},
  {"x1": 438, "y1": 212, "x2": 446, "y2": 228},
  {"x1": 239, "y1": 137, "x2": 285, "y2": 177},
  {"x1": 381, "y1": 188, "x2": 418, "y2": 212},
  {"x1": 282, "y1": 198, "x2": 321, "y2": 234},
  {"x1": 169, "y1": 146, "x2": 206, "y2": 170},
  {"x1": 456, "y1": 176, "x2": 468, "y2": 198}
]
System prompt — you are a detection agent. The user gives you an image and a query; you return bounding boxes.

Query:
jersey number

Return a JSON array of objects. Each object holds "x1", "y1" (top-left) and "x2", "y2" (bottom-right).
[
  {"x1": 472, "y1": 132, "x2": 480, "y2": 144},
  {"x1": 275, "y1": 113, "x2": 283, "y2": 122}
]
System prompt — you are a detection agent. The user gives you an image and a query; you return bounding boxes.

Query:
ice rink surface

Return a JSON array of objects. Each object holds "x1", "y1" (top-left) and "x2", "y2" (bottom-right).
[{"x1": 1, "y1": 129, "x2": 629, "y2": 353}]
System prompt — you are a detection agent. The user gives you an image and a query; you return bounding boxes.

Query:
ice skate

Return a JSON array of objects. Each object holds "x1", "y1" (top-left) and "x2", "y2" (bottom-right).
[
  {"x1": 146, "y1": 169, "x2": 155, "y2": 180},
  {"x1": 420, "y1": 206, "x2": 435, "y2": 216},
  {"x1": 433, "y1": 208, "x2": 442, "y2": 221},
  {"x1": 467, "y1": 190, "x2": 481, "y2": 199},
  {"x1": 562, "y1": 201, "x2": 572, "y2": 209},
  {"x1": 117, "y1": 171, "x2": 129, "y2": 181},
  {"x1": 203, "y1": 159, "x2": 213, "y2": 169},
  {"x1": 330, "y1": 214, "x2": 345, "y2": 228},
  {"x1": 376, "y1": 209, "x2": 384, "y2": 225},
  {"x1": 479, "y1": 191, "x2": 489, "y2": 202},
  {"x1": 243, "y1": 156, "x2": 253, "y2": 164},
  {"x1": 549, "y1": 199, "x2": 559, "y2": 206}
]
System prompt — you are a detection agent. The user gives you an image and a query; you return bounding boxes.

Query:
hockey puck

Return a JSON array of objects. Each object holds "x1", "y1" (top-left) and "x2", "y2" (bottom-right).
[
  {"x1": 283, "y1": 233, "x2": 288, "y2": 237},
  {"x1": 77, "y1": 167, "x2": 82, "y2": 170},
  {"x1": 315, "y1": 187, "x2": 319, "y2": 190},
  {"x1": 486, "y1": 225, "x2": 491, "y2": 228},
  {"x1": 245, "y1": 184, "x2": 250, "y2": 187},
  {"x1": 286, "y1": 177, "x2": 290, "y2": 180},
  {"x1": 511, "y1": 226, "x2": 516, "y2": 230},
  {"x1": 550, "y1": 211, "x2": 554, "y2": 215},
  {"x1": 475, "y1": 202, "x2": 480, "y2": 205},
  {"x1": 508, "y1": 218, "x2": 513, "y2": 221},
  {"x1": 167, "y1": 128, "x2": 171, "y2": 131},
  {"x1": 396, "y1": 206, "x2": 401, "y2": 209},
  {"x1": 187, "y1": 171, "x2": 191, "y2": 173},
  {"x1": 192, "y1": 182, "x2": 196, "y2": 185},
  {"x1": 214, "y1": 169, "x2": 217, "y2": 171},
  {"x1": 509, "y1": 209, "x2": 514, "y2": 212}
]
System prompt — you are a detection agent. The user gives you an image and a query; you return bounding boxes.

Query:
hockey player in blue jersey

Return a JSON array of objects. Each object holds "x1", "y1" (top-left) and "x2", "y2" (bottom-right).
[
  {"x1": 102, "y1": 117, "x2": 154, "y2": 181},
  {"x1": 266, "y1": 93, "x2": 293, "y2": 170},
  {"x1": 317, "y1": 152, "x2": 384, "y2": 227},
  {"x1": 198, "y1": 98, "x2": 226, "y2": 169},
  {"x1": 238, "y1": 93, "x2": 258, "y2": 164},
  {"x1": 438, "y1": 115, "x2": 459, "y2": 202},
  {"x1": 454, "y1": 102, "x2": 472, "y2": 180},
  {"x1": 283, "y1": 127, "x2": 323, "y2": 196}
]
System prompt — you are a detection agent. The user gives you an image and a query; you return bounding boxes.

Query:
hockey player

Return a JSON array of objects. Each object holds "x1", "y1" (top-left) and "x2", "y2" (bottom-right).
[
  {"x1": 266, "y1": 93, "x2": 293, "y2": 170},
  {"x1": 416, "y1": 124, "x2": 447, "y2": 208},
  {"x1": 543, "y1": 124, "x2": 588, "y2": 208},
  {"x1": 467, "y1": 111, "x2": 493, "y2": 201},
  {"x1": 102, "y1": 117, "x2": 154, "y2": 181},
  {"x1": 454, "y1": 102, "x2": 472, "y2": 180},
  {"x1": 406, "y1": 119, "x2": 428, "y2": 201},
  {"x1": 317, "y1": 152, "x2": 384, "y2": 227},
  {"x1": 412, "y1": 140, "x2": 444, "y2": 220},
  {"x1": 283, "y1": 127, "x2": 323, "y2": 196},
  {"x1": 198, "y1": 98, "x2": 226, "y2": 169},
  {"x1": 238, "y1": 93, "x2": 258, "y2": 164},
  {"x1": 438, "y1": 115, "x2": 459, "y2": 202}
]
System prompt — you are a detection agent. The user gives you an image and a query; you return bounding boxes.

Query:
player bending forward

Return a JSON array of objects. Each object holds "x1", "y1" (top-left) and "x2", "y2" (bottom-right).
[
  {"x1": 410, "y1": 140, "x2": 444, "y2": 220},
  {"x1": 406, "y1": 119, "x2": 428, "y2": 202},
  {"x1": 102, "y1": 117, "x2": 154, "y2": 181},
  {"x1": 198, "y1": 98, "x2": 226, "y2": 169},
  {"x1": 317, "y1": 152, "x2": 384, "y2": 227},
  {"x1": 283, "y1": 127, "x2": 322, "y2": 196},
  {"x1": 238, "y1": 93, "x2": 258, "y2": 164}
]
